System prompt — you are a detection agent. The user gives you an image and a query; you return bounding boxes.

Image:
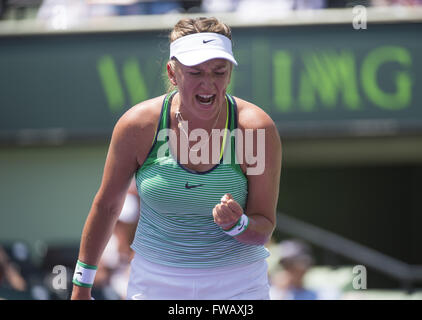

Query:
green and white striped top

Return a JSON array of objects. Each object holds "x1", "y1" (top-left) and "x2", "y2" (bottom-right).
[{"x1": 132, "y1": 92, "x2": 269, "y2": 268}]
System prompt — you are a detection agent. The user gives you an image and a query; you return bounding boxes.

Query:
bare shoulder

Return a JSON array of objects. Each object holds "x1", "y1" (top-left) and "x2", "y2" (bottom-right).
[
  {"x1": 233, "y1": 96, "x2": 277, "y2": 131},
  {"x1": 117, "y1": 95, "x2": 165, "y2": 132},
  {"x1": 110, "y1": 95, "x2": 166, "y2": 164}
]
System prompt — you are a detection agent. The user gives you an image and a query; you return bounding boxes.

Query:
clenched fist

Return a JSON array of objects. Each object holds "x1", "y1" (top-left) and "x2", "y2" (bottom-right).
[{"x1": 213, "y1": 193, "x2": 244, "y2": 231}]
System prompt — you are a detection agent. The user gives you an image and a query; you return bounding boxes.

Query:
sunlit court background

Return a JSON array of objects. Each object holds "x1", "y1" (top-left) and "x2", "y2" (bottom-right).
[{"x1": 1, "y1": 0, "x2": 422, "y2": 300}]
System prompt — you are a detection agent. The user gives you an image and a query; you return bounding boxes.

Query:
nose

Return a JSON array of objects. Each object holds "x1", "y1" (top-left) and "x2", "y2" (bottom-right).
[{"x1": 199, "y1": 73, "x2": 216, "y2": 90}]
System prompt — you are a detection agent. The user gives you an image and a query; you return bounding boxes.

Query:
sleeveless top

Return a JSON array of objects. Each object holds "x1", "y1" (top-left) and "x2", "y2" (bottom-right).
[{"x1": 131, "y1": 91, "x2": 269, "y2": 268}]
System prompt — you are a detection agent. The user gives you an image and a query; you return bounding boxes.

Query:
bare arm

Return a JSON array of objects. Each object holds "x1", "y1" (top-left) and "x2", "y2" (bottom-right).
[
  {"x1": 236, "y1": 119, "x2": 281, "y2": 245},
  {"x1": 213, "y1": 100, "x2": 282, "y2": 245},
  {"x1": 71, "y1": 101, "x2": 158, "y2": 299}
]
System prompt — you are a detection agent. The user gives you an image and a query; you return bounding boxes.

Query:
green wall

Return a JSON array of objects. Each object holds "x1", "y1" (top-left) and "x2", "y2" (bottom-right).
[{"x1": 0, "y1": 144, "x2": 107, "y2": 245}]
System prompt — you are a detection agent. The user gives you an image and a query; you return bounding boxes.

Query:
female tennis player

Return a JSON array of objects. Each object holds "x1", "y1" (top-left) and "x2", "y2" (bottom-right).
[{"x1": 71, "y1": 17, "x2": 282, "y2": 300}]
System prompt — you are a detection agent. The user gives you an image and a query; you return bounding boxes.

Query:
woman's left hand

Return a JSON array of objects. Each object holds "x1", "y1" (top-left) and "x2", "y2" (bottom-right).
[{"x1": 212, "y1": 193, "x2": 244, "y2": 231}]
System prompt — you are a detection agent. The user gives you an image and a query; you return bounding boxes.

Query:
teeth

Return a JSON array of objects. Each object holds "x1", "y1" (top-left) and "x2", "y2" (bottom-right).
[{"x1": 197, "y1": 94, "x2": 214, "y2": 105}]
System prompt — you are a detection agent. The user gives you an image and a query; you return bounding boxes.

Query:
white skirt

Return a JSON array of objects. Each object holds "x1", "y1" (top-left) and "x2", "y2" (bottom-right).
[{"x1": 126, "y1": 253, "x2": 270, "y2": 300}]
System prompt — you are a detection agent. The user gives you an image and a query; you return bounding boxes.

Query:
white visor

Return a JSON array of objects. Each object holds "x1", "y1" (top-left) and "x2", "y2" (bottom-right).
[{"x1": 169, "y1": 32, "x2": 238, "y2": 67}]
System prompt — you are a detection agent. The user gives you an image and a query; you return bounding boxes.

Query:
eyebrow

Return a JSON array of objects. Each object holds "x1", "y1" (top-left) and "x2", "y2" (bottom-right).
[{"x1": 189, "y1": 64, "x2": 228, "y2": 71}]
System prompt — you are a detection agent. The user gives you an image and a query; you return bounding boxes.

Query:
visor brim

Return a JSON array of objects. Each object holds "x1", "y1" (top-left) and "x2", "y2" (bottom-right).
[{"x1": 173, "y1": 49, "x2": 238, "y2": 67}]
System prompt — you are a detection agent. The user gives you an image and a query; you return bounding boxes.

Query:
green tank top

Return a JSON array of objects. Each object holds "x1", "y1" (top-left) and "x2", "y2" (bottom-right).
[{"x1": 132, "y1": 91, "x2": 269, "y2": 268}]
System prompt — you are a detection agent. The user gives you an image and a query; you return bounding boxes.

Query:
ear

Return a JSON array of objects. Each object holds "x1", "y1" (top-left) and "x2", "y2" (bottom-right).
[{"x1": 167, "y1": 62, "x2": 177, "y2": 86}]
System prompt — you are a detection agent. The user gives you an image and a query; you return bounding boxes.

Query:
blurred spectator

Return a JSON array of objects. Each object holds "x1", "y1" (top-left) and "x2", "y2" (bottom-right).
[
  {"x1": 201, "y1": 0, "x2": 239, "y2": 12},
  {"x1": 36, "y1": 0, "x2": 183, "y2": 26},
  {"x1": 87, "y1": 0, "x2": 183, "y2": 16},
  {"x1": 235, "y1": 0, "x2": 295, "y2": 17},
  {"x1": 269, "y1": 239, "x2": 318, "y2": 300},
  {"x1": 294, "y1": 0, "x2": 326, "y2": 9},
  {"x1": 94, "y1": 177, "x2": 140, "y2": 299},
  {"x1": 201, "y1": 0, "x2": 326, "y2": 14},
  {"x1": 180, "y1": 0, "x2": 203, "y2": 13},
  {"x1": 36, "y1": 0, "x2": 89, "y2": 28},
  {"x1": 0, "y1": 245, "x2": 28, "y2": 299}
]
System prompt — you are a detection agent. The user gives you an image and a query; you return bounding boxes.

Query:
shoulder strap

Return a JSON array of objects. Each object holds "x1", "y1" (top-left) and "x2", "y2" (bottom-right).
[
  {"x1": 159, "y1": 90, "x2": 177, "y2": 131},
  {"x1": 141, "y1": 91, "x2": 176, "y2": 167},
  {"x1": 225, "y1": 94, "x2": 245, "y2": 176}
]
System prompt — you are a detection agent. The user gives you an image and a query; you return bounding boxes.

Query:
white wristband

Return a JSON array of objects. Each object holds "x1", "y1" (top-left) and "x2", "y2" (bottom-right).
[
  {"x1": 72, "y1": 260, "x2": 98, "y2": 288},
  {"x1": 222, "y1": 214, "x2": 249, "y2": 237}
]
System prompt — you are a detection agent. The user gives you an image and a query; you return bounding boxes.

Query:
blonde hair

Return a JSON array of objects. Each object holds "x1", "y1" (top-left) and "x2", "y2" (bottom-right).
[
  {"x1": 169, "y1": 17, "x2": 232, "y2": 43},
  {"x1": 166, "y1": 17, "x2": 233, "y2": 92}
]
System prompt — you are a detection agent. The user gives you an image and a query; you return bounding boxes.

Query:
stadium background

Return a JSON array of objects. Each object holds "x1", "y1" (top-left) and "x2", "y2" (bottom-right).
[{"x1": 0, "y1": 0, "x2": 422, "y2": 299}]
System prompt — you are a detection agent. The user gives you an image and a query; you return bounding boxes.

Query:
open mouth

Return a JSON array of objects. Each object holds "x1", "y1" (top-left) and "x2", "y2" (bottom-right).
[{"x1": 196, "y1": 94, "x2": 216, "y2": 105}]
